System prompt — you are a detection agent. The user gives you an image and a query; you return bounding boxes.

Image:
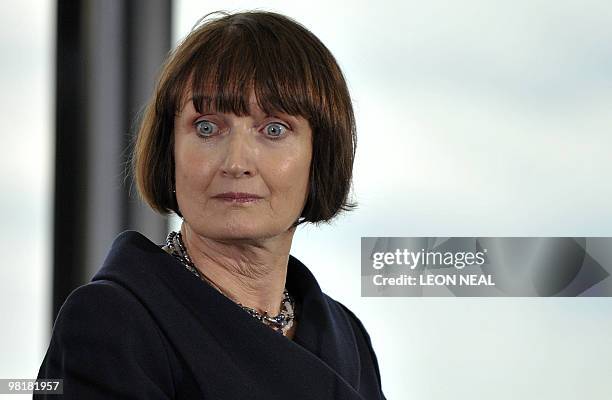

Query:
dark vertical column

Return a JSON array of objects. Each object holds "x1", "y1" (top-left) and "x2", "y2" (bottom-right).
[
  {"x1": 54, "y1": 0, "x2": 89, "y2": 320},
  {"x1": 82, "y1": 0, "x2": 126, "y2": 281},
  {"x1": 53, "y1": 0, "x2": 172, "y2": 321}
]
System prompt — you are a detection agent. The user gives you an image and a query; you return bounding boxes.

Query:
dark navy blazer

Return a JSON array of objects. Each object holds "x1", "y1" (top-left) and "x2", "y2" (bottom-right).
[{"x1": 36, "y1": 231, "x2": 386, "y2": 399}]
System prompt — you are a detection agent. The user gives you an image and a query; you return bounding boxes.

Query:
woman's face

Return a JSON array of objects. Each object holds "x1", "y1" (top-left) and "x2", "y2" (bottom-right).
[{"x1": 173, "y1": 92, "x2": 312, "y2": 241}]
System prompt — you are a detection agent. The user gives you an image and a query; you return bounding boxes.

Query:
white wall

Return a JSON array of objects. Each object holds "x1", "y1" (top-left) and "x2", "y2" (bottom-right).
[{"x1": 0, "y1": 0, "x2": 54, "y2": 397}]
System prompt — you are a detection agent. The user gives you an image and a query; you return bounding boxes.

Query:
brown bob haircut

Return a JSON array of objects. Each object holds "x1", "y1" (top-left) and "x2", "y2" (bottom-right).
[{"x1": 133, "y1": 10, "x2": 357, "y2": 226}]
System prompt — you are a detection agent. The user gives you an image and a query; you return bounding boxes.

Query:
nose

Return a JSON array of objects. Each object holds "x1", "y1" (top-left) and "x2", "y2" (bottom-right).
[{"x1": 220, "y1": 124, "x2": 256, "y2": 178}]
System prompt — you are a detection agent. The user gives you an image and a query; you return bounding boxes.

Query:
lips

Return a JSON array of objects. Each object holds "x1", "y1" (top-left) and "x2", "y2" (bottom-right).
[{"x1": 213, "y1": 192, "x2": 262, "y2": 200}]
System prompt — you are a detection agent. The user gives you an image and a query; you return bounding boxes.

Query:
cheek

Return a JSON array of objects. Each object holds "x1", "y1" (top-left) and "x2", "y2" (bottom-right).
[
  {"x1": 175, "y1": 142, "x2": 217, "y2": 189},
  {"x1": 270, "y1": 150, "x2": 311, "y2": 193}
]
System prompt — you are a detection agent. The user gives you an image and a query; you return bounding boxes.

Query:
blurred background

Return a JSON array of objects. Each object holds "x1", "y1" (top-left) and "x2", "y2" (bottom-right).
[{"x1": 1, "y1": 0, "x2": 611, "y2": 399}]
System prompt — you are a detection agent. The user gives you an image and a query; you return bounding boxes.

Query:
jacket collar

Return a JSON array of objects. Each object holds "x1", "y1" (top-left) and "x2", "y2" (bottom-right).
[{"x1": 93, "y1": 230, "x2": 364, "y2": 399}]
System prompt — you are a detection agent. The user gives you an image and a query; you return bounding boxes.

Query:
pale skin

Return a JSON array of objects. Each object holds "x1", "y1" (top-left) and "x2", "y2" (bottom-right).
[{"x1": 173, "y1": 91, "x2": 312, "y2": 339}]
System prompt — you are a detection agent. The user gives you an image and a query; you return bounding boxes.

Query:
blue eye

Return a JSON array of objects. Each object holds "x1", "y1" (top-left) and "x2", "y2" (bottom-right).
[
  {"x1": 264, "y1": 122, "x2": 287, "y2": 139},
  {"x1": 194, "y1": 120, "x2": 218, "y2": 137}
]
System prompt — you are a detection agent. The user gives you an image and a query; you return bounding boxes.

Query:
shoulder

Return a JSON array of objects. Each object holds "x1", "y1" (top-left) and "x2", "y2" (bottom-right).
[
  {"x1": 318, "y1": 293, "x2": 360, "y2": 331},
  {"x1": 38, "y1": 280, "x2": 177, "y2": 399},
  {"x1": 50, "y1": 279, "x2": 172, "y2": 360},
  {"x1": 57, "y1": 280, "x2": 147, "y2": 324},
  {"x1": 53, "y1": 280, "x2": 164, "y2": 342},
  {"x1": 326, "y1": 296, "x2": 386, "y2": 398},
  {"x1": 326, "y1": 296, "x2": 375, "y2": 347}
]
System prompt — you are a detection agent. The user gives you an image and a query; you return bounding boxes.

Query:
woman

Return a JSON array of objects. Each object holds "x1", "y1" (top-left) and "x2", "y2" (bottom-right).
[{"x1": 37, "y1": 10, "x2": 386, "y2": 400}]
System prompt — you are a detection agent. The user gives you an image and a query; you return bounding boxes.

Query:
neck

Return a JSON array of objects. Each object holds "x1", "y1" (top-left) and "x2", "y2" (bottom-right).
[{"x1": 180, "y1": 222, "x2": 295, "y2": 316}]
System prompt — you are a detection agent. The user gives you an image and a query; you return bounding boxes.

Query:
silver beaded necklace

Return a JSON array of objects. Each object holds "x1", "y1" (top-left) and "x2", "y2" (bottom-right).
[{"x1": 162, "y1": 230, "x2": 296, "y2": 336}]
